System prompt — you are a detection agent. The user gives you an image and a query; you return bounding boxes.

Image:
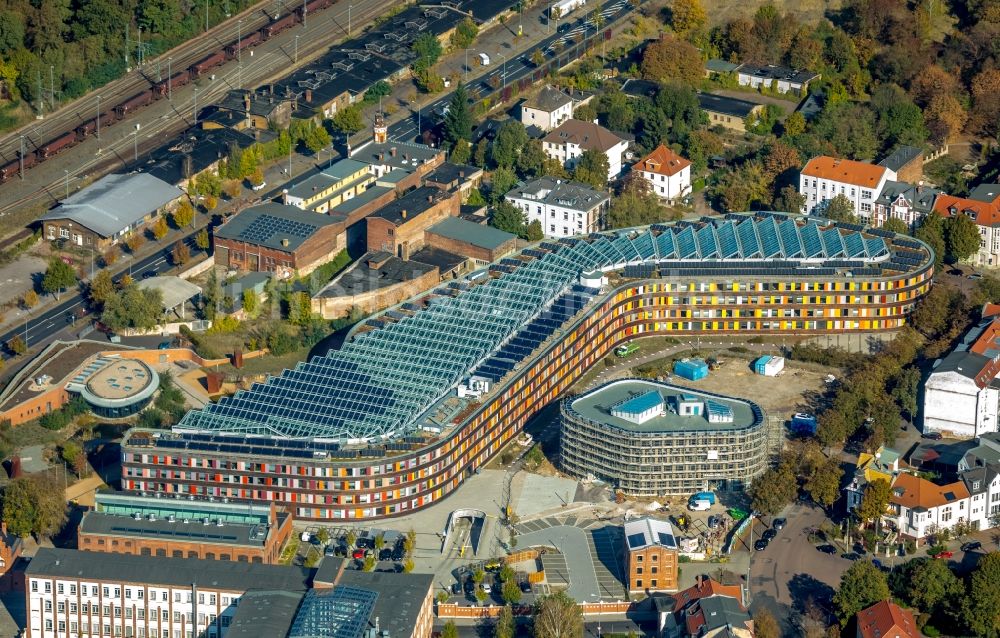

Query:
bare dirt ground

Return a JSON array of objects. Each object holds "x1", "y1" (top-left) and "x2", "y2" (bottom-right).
[{"x1": 644, "y1": 354, "x2": 833, "y2": 418}]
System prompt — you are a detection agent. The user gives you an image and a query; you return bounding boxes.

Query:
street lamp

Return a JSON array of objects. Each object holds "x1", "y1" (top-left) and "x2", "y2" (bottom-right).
[
  {"x1": 64, "y1": 170, "x2": 69, "y2": 198},
  {"x1": 133, "y1": 123, "x2": 141, "y2": 162},
  {"x1": 348, "y1": 4, "x2": 352, "y2": 36},
  {"x1": 19, "y1": 135, "x2": 24, "y2": 180},
  {"x1": 295, "y1": 35, "x2": 299, "y2": 63},
  {"x1": 167, "y1": 57, "x2": 173, "y2": 100},
  {"x1": 500, "y1": 53, "x2": 507, "y2": 90},
  {"x1": 193, "y1": 88, "x2": 199, "y2": 124},
  {"x1": 96, "y1": 95, "x2": 102, "y2": 141}
]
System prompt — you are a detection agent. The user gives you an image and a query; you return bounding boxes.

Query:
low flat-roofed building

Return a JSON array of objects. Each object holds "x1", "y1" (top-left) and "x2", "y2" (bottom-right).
[
  {"x1": 312, "y1": 252, "x2": 440, "y2": 319},
  {"x1": 351, "y1": 140, "x2": 444, "y2": 185},
  {"x1": 561, "y1": 379, "x2": 771, "y2": 496},
  {"x1": 78, "y1": 491, "x2": 293, "y2": 564},
  {"x1": 736, "y1": 63, "x2": 819, "y2": 96},
  {"x1": 135, "y1": 276, "x2": 203, "y2": 318},
  {"x1": 207, "y1": 89, "x2": 294, "y2": 131},
  {"x1": 283, "y1": 159, "x2": 374, "y2": 213},
  {"x1": 697, "y1": 93, "x2": 765, "y2": 132},
  {"x1": 425, "y1": 216, "x2": 517, "y2": 265},
  {"x1": 214, "y1": 203, "x2": 345, "y2": 277},
  {"x1": 40, "y1": 173, "x2": 183, "y2": 250},
  {"x1": 366, "y1": 186, "x2": 460, "y2": 258}
]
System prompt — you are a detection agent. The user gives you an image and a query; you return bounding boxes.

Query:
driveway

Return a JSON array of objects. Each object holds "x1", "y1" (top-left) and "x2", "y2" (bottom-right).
[{"x1": 748, "y1": 503, "x2": 848, "y2": 633}]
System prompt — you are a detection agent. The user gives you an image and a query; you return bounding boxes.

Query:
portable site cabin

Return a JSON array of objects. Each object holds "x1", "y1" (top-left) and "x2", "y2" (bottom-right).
[
  {"x1": 673, "y1": 358, "x2": 708, "y2": 381},
  {"x1": 754, "y1": 355, "x2": 785, "y2": 377}
]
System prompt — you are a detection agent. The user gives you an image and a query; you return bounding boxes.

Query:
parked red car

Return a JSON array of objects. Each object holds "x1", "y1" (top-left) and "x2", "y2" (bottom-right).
[
  {"x1": 352, "y1": 548, "x2": 366, "y2": 559},
  {"x1": 934, "y1": 551, "x2": 954, "y2": 559}
]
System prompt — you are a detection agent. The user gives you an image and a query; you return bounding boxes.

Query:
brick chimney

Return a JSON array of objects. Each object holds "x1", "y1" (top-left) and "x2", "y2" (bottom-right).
[
  {"x1": 305, "y1": 89, "x2": 312, "y2": 103},
  {"x1": 401, "y1": 209, "x2": 407, "y2": 219},
  {"x1": 390, "y1": 147, "x2": 397, "y2": 157}
]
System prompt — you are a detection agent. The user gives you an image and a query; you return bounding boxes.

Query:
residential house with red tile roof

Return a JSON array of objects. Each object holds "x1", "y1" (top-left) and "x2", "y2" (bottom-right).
[
  {"x1": 933, "y1": 184, "x2": 1000, "y2": 268},
  {"x1": 887, "y1": 472, "x2": 970, "y2": 539},
  {"x1": 924, "y1": 304, "x2": 1000, "y2": 439},
  {"x1": 633, "y1": 144, "x2": 692, "y2": 203},
  {"x1": 798, "y1": 156, "x2": 897, "y2": 218},
  {"x1": 856, "y1": 600, "x2": 920, "y2": 638},
  {"x1": 542, "y1": 119, "x2": 629, "y2": 182},
  {"x1": 651, "y1": 577, "x2": 753, "y2": 638}
]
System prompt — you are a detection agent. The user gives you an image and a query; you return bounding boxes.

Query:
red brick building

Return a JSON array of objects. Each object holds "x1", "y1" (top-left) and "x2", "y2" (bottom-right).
[
  {"x1": 77, "y1": 492, "x2": 293, "y2": 565},
  {"x1": 624, "y1": 517, "x2": 680, "y2": 593},
  {"x1": 366, "y1": 186, "x2": 460, "y2": 258},
  {"x1": 213, "y1": 203, "x2": 344, "y2": 277}
]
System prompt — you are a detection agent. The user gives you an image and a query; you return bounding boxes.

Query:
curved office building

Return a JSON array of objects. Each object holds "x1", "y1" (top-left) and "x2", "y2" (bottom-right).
[
  {"x1": 560, "y1": 379, "x2": 770, "y2": 496},
  {"x1": 69, "y1": 357, "x2": 160, "y2": 419},
  {"x1": 122, "y1": 213, "x2": 934, "y2": 521}
]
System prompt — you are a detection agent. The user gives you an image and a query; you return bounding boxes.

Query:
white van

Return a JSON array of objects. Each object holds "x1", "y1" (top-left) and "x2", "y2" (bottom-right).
[
  {"x1": 688, "y1": 499, "x2": 711, "y2": 512},
  {"x1": 478, "y1": 52, "x2": 491, "y2": 66}
]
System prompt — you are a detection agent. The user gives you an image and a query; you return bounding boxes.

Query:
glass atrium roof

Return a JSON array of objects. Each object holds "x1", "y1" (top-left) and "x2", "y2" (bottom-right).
[{"x1": 175, "y1": 215, "x2": 908, "y2": 442}]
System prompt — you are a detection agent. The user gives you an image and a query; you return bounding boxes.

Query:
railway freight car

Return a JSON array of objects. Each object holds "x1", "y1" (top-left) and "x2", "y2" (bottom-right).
[
  {"x1": 153, "y1": 70, "x2": 192, "y2": 97},
  {"x1": 115, "y1": 91, "x2": 154, "y2": 117},
  {"x1": 189, "y1": 51, "x2": 227, "y2": 77},
  {"x1": 37, "y1": 132, "x2": 78, "y2": 159}
]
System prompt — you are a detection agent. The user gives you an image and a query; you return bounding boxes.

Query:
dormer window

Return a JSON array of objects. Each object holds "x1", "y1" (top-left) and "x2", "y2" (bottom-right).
[
  {"x1": 949, "y1": 206, "x2": 958, "y2": 216},
  {"x1": 974, "y1": 481, "x2": 981, "y2": 490}
]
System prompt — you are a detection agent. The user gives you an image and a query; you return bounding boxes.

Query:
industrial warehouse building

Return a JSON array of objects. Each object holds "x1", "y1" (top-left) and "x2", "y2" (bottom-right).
[
  {"x1": 560, "y1": 380, "x2": 773, "y2": 496},
  {"x1": 121, "y1": 213, "x2": 934, "y2": 521}
]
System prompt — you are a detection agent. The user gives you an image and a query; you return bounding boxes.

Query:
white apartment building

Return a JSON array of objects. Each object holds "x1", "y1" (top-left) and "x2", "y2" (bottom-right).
[
  {"x1": 632, "y1": 144, "x2": 692, "y2": 202},
  {"x1": 25, "y1": 548, "x2": 309, "y2": 638},
  {"x1": 924, "y1": 307, "x2": 1000, "y2": 439},
  {"x1": 932, "y1": 185, "x2": 1000, "y2": 268},
  {"x1": 505, "y1": 177, "x2": 610, "y2": 238},
  {"x1": 798, "y1": 156, "x2": 896, "y2": 219},
  {"x1": 542, "y1": 119, "x2": 628, "y2": 183},
  {"x1": 520, "y1": 85, "x2": 574, "y2": 132}
]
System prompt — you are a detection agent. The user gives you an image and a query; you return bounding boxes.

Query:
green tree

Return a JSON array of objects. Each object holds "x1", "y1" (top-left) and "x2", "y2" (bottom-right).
[
  {"x1": 473, "y1": 139, "x2": 490, "y2": 168},
  {"x1": 534, "y1": 591, "x2": 583, "y2": 638},
  {"x1": 374, "y1": 533, "x2": 385, "y2": 551},
  {"x1": 881, "y1": 218, "x2": 909, "y2": 234},
  {"x1": 172, "y1": 200, "x2": 194, "y2": 228},
  {"x1": 6, "y1": 335, "x2": 26, "y2": 356},
  {"x1": 823, "y1": 194, "x2": 858, "y2": 223},
  {"x1": 492, "y1": 120, "x2": 529, "y2": 168},
  {"x1": 773, "y1": 185, "x2": 806, "y2": 214},
  {"x1": 489, "y1": 167, "x2": 518, "y2": 205},
  {"x1": 747, "y1": 457, "x2": 798, "y2": 515},
  {"x1": 241, "y1": 289, "x2": 258, "y2": 316},
  {"x1": 195, "y1": 229, "x2": 211, "y2": 251},
  {"x1": 501, "y1": 578, "x2": 522, "y2": 605},
  {"x1": 362, "y1": 555, "x2": 376, "y2": 572},
  {"x1": 450, "y1": 17, "x2": 478, "y2": 48},
  {"x1": 573, "y1": 149, "x2": 610, "y2": 189},
  {"x1": 451, "y1": 139, "x2": 472, "y2": 164},
  {"x1": 412, "y1": 32, "x2": 443, "y2": 73},
  {"x1": 88, "y1": 270, "x2": 115, "y2": 306},
  {"x1": 442, "y1": 621, "x2": 458, "y2": 638},
  {"x1": 152, "y1": 217, "x2": 169, "y2": 240},
  {"x1": 171, "y1": 240, "x2": 190, "y2": 266},
  {"x1": 946, "y1": 213, "x2": 982, "y2": 262},
  {"x1": 495, "y1": 605, "x2": 515, "y2": 638},
  {"x1": 491, "y1": 200, "x2": 527, "y2": 236},
  {"x1": 42, "y1": 257, "x2": 76, "y2": 299},
  {"x1": 966, "y1": 552, "x2": 1000, "y2": 636},
  {"x1": 804, "y1": 457, "x2": 843, "y2": 508},
  {"x1": 640, "y1": 34, "x2": 703, "y2": 86},
  {"x1": 908, "y1": 557, "x2": 962, "y2": 613},
  {"x1": 833, "y1": 561, "x2": 890, "y2": 624},
  {"x1": 915, "y1": 213, "x2": 946, "y2": 267},
  {"x1": 607, "y1": 173, "x2": 678, "y2": 228},
  {"x1": 20, "y1": 290, "x2": 38, "y2": 309},
  {"x1": 101, "y1": 285, "x2": 164, "y2": 332},
  {"x1": 405, "y1": 528, "x2": 417, "y2": 556},
  {"x1": 443, "y1": 85, "x2": 472, "y2": 150},
  {"x1": 332, "y1": 106, "x2": 364, "y2": 134},
  {"x1": 783, "y1": 111, "x2": 806, "y2": 137},
  {"x1": 857, "y1": 478, "x2": 892, "y2": 526},
  {"x1": 402, "y1": 558, "x2": 414, "y2": 572},
  {"x1": 363, "y1": 80, "x2": 391, "y2": 104},
  {"x1": 345, "y1": 530, "x2": 357, "y2": 549},
  {"x1": 525, "y1": 220, "x2": 544, "y2": 241},
  {"x1": 305, "y1": 125, "x2": 332, "y2": 154},
  {"x1": 2, "y1": 473, "x2": 66, "y2": 538}
]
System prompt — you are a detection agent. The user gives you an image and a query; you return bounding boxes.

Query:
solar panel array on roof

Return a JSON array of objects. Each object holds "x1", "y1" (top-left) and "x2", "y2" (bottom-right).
[
  {"x1": 237, "y1": 215, "x2": 317, "y2": 243},
  {"x1": 174, "y1": 215, "x2": 917, "y2": 442}
]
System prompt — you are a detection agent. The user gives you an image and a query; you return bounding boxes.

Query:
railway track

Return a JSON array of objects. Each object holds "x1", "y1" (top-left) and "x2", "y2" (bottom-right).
[{"x1": 0, "y1": 0, "x2": 384, "y2": 218}]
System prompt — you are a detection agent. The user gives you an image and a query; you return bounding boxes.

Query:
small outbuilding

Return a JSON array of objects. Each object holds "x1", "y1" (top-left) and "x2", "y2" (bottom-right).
[
  {"x1": 673, "y1": 359, "x2": 708, "y2": 381},
  {"x1": 753, "y1": 355, "x2": 785, "y2": 377}
]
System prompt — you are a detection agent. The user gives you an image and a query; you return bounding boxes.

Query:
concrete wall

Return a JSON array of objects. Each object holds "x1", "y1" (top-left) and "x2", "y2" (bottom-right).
[
  {"x1": 0, "y1": 387, "x2": 70, "y2": 427},
  {"x1": 923, "y1": 371, "x2": 997, "y2": 439},
  {"x1": 312, "y1": 266, "x2": 440, "y2": 319},
  {"x1": 366, "y1": 195, "x2": 460, "y2": 258}
]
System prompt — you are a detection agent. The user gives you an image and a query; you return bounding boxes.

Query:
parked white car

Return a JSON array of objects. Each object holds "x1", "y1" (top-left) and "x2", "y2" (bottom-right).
[{"x1": 688, "y1": 499, "x2": 711, "y2": 512}]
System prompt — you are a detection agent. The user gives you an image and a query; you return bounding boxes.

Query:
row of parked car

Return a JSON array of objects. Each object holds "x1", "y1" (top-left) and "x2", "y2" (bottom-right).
[{"x1": 752, "y1": 518, "x2": 786, "y2": 551}]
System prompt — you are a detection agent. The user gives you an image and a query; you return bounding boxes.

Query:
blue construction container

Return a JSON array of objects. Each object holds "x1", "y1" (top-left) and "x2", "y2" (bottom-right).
[
  {"x1": 753, "y1": 355, "x2": 772, "y2": 374},
  {"x1": 791, "y1": 413, "x2": 818, "y2": 434},
  {"x1": 673, "y1": 358, "x2": 709, "y2": 381}
]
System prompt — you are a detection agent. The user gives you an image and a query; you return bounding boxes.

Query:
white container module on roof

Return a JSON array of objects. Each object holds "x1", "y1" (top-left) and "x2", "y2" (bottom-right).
[{"x1": 611, "y1": 390, "x2": 665, "y2": 424}]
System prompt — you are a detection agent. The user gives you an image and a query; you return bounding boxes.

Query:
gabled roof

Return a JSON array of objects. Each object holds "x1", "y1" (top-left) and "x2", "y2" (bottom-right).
[
  {"x1": 800, "y1": 156, "x2": 890, "y2": 188},
  {"x1": 684, "y1": 595, "x2": 752, "y2": 637},
  {"x1": 878, "y1": 146, "x2": 923, "y2": 173},
  {"x1": 542, "y1": 119, "x2": 625, "y2": 152},
  {"x1": 633, "y1": 144, "x2": 691, "y2": 177},
  {"x1": 856, "y1": 600, "x2": 919, "y2": 638},
  {"x1": 696, "y1": 92, "x2": 761, "y2": 118},
  {"x1": 874, "y1": 181, "x2": 942, "y2": 214},
  {"x1": 523, "y1": 85, "x2": 573, "y2": 112},
  {"x1": 40, "y1": 173, "x2": 183, "y2": 238},
  {"x1": 623, "y1": 517, "x2": 677, "y2": 551},
  {"x1": 889, "y1": 473, "x2": 969, "y2": 512},
  {"x1": 933, "y1": 189, "x2": 1000, "y2": 227},
  {"x1": 736, "y1": 63, "x2": 819, "y2": 85}
]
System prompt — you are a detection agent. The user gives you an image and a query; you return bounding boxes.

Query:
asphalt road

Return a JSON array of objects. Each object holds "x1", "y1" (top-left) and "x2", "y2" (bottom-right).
[
  {"x1": 0, "y1": 233, "x2": 203, "y2": 360},
  {"x1": 388, "y1": 0, "x2": 632, "y2": 143},
  {"x1": 0, "y1": 0, "x2": 387, "y2": 216}
]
